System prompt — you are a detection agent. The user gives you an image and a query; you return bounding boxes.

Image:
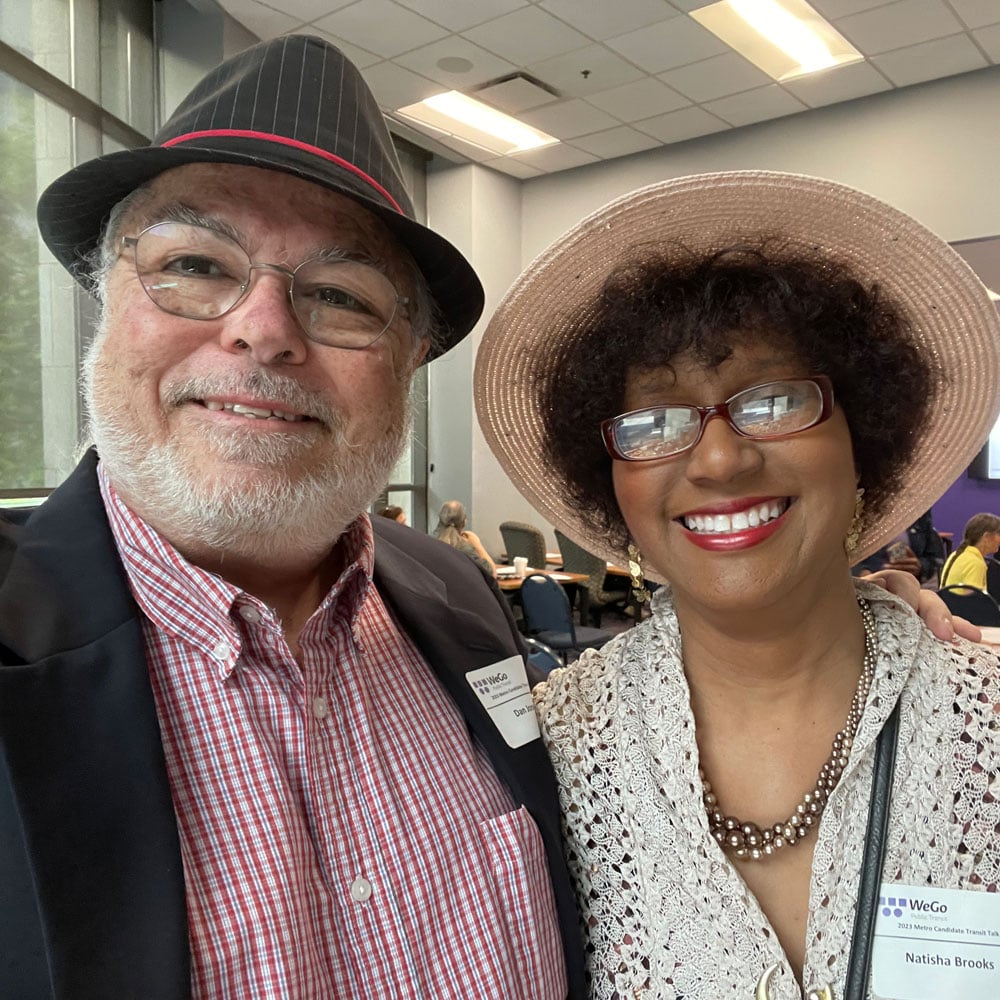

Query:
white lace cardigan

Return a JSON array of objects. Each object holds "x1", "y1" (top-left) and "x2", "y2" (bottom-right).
[{"x1": 533, "y1": 582, "x2": 1000, "y2": 1000}]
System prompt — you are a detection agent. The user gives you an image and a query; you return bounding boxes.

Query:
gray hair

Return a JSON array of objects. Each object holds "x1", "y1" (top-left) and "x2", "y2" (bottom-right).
[{"x1": 88, "y1": 179, "x2": 445, "y2": 357}]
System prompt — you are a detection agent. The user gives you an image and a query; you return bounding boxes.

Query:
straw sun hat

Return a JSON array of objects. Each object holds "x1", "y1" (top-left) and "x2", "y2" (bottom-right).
[{"x1": 474, "y1": 170, "x2": 1000, "y2": 576}]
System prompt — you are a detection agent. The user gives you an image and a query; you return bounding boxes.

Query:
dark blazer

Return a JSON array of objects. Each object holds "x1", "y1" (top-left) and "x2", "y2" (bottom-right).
[{"x1": 0, "y1": 452, "x2": 584, "y2": 999}]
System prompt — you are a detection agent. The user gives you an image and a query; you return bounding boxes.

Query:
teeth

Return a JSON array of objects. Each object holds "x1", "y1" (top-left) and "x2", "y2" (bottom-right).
[
  {"x1": 203, "y1": 400, "x2": 304, "y2": 421},
  {"x1": 683, "y1": 499, "x2": 789, "y2": 534}
]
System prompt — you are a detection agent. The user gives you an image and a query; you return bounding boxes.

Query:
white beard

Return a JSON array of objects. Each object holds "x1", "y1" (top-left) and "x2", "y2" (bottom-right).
[{"x1": 81, "y1": 337, "x2": 412, "y2": 563}]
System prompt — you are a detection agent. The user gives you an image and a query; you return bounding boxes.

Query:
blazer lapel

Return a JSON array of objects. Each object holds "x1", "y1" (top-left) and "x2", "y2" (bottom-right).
[{"x1": 0, "y1": 452, "x2": 190, "y2": 998}]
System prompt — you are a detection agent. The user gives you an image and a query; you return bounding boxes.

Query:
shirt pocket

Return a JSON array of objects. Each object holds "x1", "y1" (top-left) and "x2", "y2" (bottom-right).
[{"x1": 477, "y1": 805, "x2": 568, "y2": 1000}]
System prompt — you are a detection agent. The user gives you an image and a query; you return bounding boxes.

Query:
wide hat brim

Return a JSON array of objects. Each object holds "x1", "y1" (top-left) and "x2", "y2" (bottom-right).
[
  {"x1": 475, "y1": 170, "x2": 1000, "y2": 578},
  {"x1": 37, "y1": 140, "x2": 482, "y2": 361}
]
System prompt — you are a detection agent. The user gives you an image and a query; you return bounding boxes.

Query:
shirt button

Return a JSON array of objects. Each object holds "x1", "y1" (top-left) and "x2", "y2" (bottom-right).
[
  {"x1": 212, "y1": 641, "x2": 231, "y2": 660},
  {"x1": 312, "y1": 696, "x2": 328, "y2": 720},
  {"x1": 238, "y1": 605, "x2": 260, "y2": 624},
  {"x1": 350, "y1": 877, "x2": 372, "y2": 903}
]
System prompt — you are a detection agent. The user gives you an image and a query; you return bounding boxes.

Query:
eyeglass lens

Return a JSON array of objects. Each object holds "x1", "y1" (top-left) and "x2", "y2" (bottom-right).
[
  {"x1": 130, "y1": 222, "x2": 403, "y2": 349},
  {"x1": 610, "y1": 379, "x2": 826, "y2": 460}
]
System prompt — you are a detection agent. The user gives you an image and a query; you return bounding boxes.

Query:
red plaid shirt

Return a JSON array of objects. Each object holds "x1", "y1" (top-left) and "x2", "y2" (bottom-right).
[{"x1": 99, "y1": 467, "x2": 565, "y2": 999}]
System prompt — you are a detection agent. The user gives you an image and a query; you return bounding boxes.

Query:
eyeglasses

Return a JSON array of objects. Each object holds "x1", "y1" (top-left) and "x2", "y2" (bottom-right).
[
  {"x1": 119, "y1": 221, "x2": 409, "y2": 350},
  {"x1": 602, "y1": 375, "x2": 834, "y2": 462}
]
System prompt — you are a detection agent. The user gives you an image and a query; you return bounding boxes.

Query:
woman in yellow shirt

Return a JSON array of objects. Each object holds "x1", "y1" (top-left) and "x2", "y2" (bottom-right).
[{"x1": 939, "y1": 512, "x2": 1000, "y2": 590}]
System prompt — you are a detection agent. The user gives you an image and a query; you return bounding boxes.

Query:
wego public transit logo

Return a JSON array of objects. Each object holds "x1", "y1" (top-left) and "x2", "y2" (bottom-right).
[{"x1": 880, "y1": 894, "x2": 949, "y2": 919}]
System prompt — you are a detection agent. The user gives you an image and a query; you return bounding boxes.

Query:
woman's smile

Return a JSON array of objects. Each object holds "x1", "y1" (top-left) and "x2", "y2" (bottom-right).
[{"x1": 679, "y1": 496, "x2": 794, "y2": 551}]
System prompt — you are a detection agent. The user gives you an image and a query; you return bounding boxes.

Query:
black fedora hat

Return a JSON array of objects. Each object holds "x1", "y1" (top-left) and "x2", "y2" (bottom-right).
[{"x1": 36, "y1": 33, "x2": 483, "y2": 361}]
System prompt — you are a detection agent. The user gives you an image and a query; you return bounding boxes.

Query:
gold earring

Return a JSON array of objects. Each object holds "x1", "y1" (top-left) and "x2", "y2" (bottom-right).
[
  {"x1": 844, "y1": 488, "x2": 865, "y2": 555},
  {"x1": 628, "y1": 542, "x2": 650, "y2": 604}
]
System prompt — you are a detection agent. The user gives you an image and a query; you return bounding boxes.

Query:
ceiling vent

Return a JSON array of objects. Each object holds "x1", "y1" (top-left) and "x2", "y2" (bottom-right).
[{"x1": 472, "y1": 73, "x2": 559, "y2": 115}]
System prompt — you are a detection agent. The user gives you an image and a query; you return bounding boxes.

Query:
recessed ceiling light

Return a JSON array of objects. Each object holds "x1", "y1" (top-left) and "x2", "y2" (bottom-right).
[
  {"x1": 692, "y1": 0, "x2": 863, "y2": 81},
  {"x1": 395, "y1": 91, "x2": 559, "y2": 155}
]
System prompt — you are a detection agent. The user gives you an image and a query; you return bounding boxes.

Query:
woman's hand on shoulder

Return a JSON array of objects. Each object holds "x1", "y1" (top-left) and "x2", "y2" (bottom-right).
[{"x1": 865, "y1": 568, "x2": 982, "y2": 643}]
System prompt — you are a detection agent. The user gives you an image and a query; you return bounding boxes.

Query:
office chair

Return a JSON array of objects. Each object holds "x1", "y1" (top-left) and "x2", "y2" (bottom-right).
[
  {"x1": 937, "y1": 585, "x2": 1000, "y2": 626},
  {"x1": 554, "y1": 529, "x2": 627, "y2": 627},
  {"x1": 986, "y1": 559, "x2": 1000, "y2": 604},
  {"x1": 499, "y1": 521, "x2": 547, "y2": 570},
  {"x1": 523, "y1": 637, "x2": 564, "y2": 676},
  {"x1": 519, "y1": 573, "x2": 613, "y2": 660}
]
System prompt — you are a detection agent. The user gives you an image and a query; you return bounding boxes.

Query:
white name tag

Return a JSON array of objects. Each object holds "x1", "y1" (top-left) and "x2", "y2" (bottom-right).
[
  {"x1": 872, "y1": 883, "x2": 1000, "y2": 999},
  {"x1": 467, "y1": 655, "x2": 540, "y2": 749}
]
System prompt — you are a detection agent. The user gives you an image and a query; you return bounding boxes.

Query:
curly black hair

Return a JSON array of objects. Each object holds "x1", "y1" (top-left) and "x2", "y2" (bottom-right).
[{"x1": 538, "y1": 243, "x2": 940, "y2": 552}]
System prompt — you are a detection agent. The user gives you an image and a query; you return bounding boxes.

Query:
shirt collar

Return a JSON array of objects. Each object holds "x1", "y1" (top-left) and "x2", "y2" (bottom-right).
[{"x1": 97, "y1": 462, "x2": 377, "y2": 671}]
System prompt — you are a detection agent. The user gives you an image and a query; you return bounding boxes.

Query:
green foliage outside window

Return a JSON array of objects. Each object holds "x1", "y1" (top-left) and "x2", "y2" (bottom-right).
[{"x1": 0, "y1": 85, "x2": 43, "y2": 488}]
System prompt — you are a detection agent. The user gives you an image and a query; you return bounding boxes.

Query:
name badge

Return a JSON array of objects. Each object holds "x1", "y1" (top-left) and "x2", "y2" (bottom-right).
[
  {"x1": 467, "y1": 655, "x2": 540, "y2": 749},
  {"x1": 872, "y1": 883, "x2": 1000, "y2": 999}
]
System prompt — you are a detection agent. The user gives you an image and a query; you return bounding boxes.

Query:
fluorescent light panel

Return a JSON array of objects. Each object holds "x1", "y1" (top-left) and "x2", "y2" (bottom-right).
[
  {"x1": 692, "y1": 0, "x2": 863, "y2": 81},
  {"x1": 395, "y1": 91, "x2": 558, "y2": 155}
]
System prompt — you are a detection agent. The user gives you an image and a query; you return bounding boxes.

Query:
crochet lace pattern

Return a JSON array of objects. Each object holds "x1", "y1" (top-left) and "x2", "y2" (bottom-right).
[{"x1": 533, "y1": 582, "x2": 1000, "y2": 1000}]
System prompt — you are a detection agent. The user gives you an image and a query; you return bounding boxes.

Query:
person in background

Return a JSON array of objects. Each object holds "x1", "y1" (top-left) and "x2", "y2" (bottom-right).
[
  {"x1": 939, "y1": 511, "x2": 1000, "y2": 590},
  {"x1": 475, "y1": 171, "x2": 1000, "y2": 1000},
  {"x1": 0, "y1": 35, "x2": 579, "y2": 999},
  {"x1": 853, "y1": 507, "x2": 946, "y2": 585},
  {"x1": 377, "y1": 504, "x2": 406, "y2": 524},
  {"x1": 434, "y1": 500, "x2": 497, "y2": 577}
]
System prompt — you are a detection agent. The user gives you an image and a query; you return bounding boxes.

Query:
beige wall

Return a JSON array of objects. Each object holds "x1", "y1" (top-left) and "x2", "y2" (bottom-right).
[{"x1": 425, "y1": 65, "x2": 1000, "y2": 557}]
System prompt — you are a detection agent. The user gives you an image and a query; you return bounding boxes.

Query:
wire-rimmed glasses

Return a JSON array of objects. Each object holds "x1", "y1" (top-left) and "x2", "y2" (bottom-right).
[
  {"x1": 602, "y1": 376, "x2": 835, "y2": 461},
  {"x1": 119, "y1": 221, "x2": 409, "y2": 350}
]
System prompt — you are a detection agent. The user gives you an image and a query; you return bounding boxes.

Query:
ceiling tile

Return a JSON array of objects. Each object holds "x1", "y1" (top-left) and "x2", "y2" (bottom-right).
[
  {"x1": 586, "y1": 77, "x2": 689, "y2": 121},
  {"x1": 484, "y1": 157, "x2": 544, "y2": 179},
  {"x1": 361, "y1": 61, "x2": 442, "y2": 109},
  {"x1": 314, "y1": 0, "x2": 448, "y2": 58},
  {"x1": 521, "y1": 98, "x2": 621, "y2": 138},
  {"x1": 220, "y1": 0, "x2": 299, "y2": 38},
  {"x1": 703, "y1": 85, "x2": 808, "y2": 127},
  {"x1": 635, "y1": 105, "x2": 730, "y2": 143},
  {"x1": 973, "y1": 23, "x2": 1000, "y2": 61},
  {"x1": 782, "y1": 59, "x2": 892, "y2": 107},
  {"x1": 509, "y1": 143, "x2": 600, "y2": 172},
  {"x1": 463, "y1": 7, "x2": 592, "y2": 65},
  {"x1": 664, "y1": 0, "x2": 714, "y2": 11},
  {"x1": 266, "y1": 0, "x2": 355, "y2": 22},
  {"x1": 475, "y1": 76, "x2": 558, "y2": 113},
  {"x1": 391, "y1": 0, "x2": 529, "y2": 32},
  {"x1": 537, "y1": 0, "x2": 675, "y2": 40},
  {"x1": 872, "y1": 33, "x2": 988, "y2": 85},
  {"x1": 947, "y1": 0, "x2": 1000, "y2": 30},
  {"x1": 395, "y1": 36, "x2": 517, "y2": 88},
  {"x1": 810, "y1": 0, "x2": 892, "y2": 15},
  {"x1": 836, "y1": 0, "x2": 965, "y2": 56},
  {"x1": 309, "y1": 28, "x2": 381, "y2": 68},
  {"x1": 659, "y1": 52, "x2": 772, "y2": 102},
  {"x1": 526, "y1": 44, "x2": 646, "y2": 98},
  {"x1": 570, "y1": 125, "x2": 662, "y2": 158},
  {"x1": 607, "y1": 14, "x2": 730, "y2": 73}
]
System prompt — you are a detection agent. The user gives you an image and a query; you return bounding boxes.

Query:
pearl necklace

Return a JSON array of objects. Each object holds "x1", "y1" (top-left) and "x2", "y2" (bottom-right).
[{"x1": 701, "y1": 598, "x2": 877, "y2": 862}]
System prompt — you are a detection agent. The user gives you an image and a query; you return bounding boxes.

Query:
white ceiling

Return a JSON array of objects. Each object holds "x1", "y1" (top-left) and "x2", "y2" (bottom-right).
[{"x1": 216, "y1": 0, "x2": 1000, "y2": 178}]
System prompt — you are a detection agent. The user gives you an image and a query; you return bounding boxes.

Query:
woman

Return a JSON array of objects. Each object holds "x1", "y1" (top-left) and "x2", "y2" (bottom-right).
[
  {"x1": 434, "y1": 500, "x2": 497, "y2": 577},
  {"x1": 475, "y1": 173, "x2": 1000, "y2": 999},
  {"x1": 939, "y1": 512, "x2": 1000, "y2": 590}
]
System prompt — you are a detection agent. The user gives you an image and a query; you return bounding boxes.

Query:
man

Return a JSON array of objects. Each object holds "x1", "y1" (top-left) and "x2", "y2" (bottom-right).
[
  {"x1": 0, "y1": 33, "x2": 971, "y2": 1000},
  {"x1": 853, "y1": 509, "x2": 947, "y2": 586},
  {"x1": 0, "y1": 36, "x2": 579, "y2": 999}
]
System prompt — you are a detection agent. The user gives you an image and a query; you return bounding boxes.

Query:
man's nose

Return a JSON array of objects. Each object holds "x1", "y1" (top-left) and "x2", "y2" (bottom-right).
[{"x1": 219, "y1": 267, "x2": 309, "y2": 365}]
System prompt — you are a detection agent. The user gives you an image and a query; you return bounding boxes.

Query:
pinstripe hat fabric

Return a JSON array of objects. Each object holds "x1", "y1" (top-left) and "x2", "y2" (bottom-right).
[{"x1": 36, "y1": 34, "x2": 483, "y2": 360}]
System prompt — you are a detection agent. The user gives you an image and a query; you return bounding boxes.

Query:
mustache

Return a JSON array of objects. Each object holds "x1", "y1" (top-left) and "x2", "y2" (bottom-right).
[{"x1": 161, "y1": 369, "x2": 340, "y2": 427}]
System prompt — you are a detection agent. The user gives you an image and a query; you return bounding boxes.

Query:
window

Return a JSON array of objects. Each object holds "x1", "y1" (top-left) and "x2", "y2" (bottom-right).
[{"x1": 0, "y1": 0, "x2": 152, "y2": 497}]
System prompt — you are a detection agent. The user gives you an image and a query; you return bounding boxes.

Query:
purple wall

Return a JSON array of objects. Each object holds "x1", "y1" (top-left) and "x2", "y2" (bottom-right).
[{"x1": 931, "y1": 471, "x2": 1000, "y2": 544}]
